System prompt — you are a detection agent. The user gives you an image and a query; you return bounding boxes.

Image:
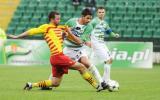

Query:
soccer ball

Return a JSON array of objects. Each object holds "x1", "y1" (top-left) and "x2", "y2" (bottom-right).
[{"x1": 107, "y1": 80, "x2": 119, "y2": 92}]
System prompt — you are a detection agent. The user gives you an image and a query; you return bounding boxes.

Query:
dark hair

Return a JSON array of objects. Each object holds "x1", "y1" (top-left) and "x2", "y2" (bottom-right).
[
  {"x1": 48, "y1": 11, "x2": 60, "y2": 21},
  {"x1": 81, "y1": 8, "x2": 92, "y2": 17},
  {"x1": 97, "y1": 6, "x2": 106, "y2": 11}
]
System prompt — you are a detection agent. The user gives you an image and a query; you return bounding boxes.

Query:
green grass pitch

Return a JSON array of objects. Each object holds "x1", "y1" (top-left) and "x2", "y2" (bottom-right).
[{"x1": 0, "y1": 65, "x2": 160, "y2": 100}]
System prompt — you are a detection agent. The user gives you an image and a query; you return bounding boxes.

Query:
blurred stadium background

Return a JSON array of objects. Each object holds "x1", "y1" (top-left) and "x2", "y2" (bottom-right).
[
  {"x1": 0, "y1": 0, "x2": 160, "y2": 62},
  {"x1": 0, "y1": 0, "x2": 160, "y2": 100}
]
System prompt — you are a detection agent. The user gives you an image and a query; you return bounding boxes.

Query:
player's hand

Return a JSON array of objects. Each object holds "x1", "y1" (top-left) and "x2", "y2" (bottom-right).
[
  {"x1": 7, "y1": 34, "x2": 18, "y2": 39},
  {"x1": 114, "y1": 33, "x2": 120, "y2": 38}
]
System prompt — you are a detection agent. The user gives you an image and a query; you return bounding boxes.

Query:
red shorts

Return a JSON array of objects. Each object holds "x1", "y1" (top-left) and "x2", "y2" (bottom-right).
[{"x1": 50, "y1": 53, "x2": 76, "y2": 77}]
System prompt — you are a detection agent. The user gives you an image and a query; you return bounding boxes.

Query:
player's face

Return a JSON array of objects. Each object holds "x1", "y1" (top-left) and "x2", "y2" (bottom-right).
[
  {"x1": 52, "y1": 15, "x2": 61, "y2": 25},
  {"x1": 82, "y1": 15, "x2": 92, "y2": 25},
  {"x1": 97, "y1": 9, "x2": 105, "y2": 19}
]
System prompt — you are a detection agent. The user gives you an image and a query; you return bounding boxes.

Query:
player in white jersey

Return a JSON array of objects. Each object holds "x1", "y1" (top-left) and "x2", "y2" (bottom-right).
[
  {"x1": 90, "y1": 7, "x2": 119, "y2": 83},
  {"x1": 63, "y1": 8, "x2": 108, "y2": 91}
]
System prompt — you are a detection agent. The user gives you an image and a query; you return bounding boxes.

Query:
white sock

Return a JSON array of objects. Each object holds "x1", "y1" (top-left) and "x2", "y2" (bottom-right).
[
  {"x1": 88, "y1": 65, "x2": 103, "y2": 84},
  {"x1": 48, "y1": 73, "x2": 52, "y2": 80},
  {"x1": 103, "y1": 63, "x2": 111, "y2": 83}
]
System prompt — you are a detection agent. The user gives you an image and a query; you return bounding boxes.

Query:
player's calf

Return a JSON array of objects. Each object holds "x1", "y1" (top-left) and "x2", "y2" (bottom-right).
[{"x1": 24, "y1": 80, "x2": 54, "y2": 90}]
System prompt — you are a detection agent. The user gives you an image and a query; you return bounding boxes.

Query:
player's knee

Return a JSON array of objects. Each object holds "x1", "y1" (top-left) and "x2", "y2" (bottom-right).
[
  {"x1": 51, "y1": 80, "x2": 61, "y2": 87},
  {"x1": 79, "y1": 65, "x2": 85, "y2": 72},
  {"x1": 83, "y1": 63, "x2": 90, "y2": 68},
  {"x1": 77, "y1": 64, "x2": 86, "y2": 73},
  {"x1": 79, "y1": 61, "x2": 90, "y2": 68}
]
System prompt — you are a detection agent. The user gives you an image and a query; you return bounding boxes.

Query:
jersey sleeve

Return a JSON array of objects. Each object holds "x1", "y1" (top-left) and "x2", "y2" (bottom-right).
[
  {"x1": 27, "y1": 24, "x2": 47, "y2": 35},
  {"x1": 81, "y1": 24, "x2": 93, "y2": 42},
  {"x1": 105, "y1": 22, "x2": 113, "y2": 35},
  {"x1": 90, "y1": 18, "x2": 98, "y2": 29}
]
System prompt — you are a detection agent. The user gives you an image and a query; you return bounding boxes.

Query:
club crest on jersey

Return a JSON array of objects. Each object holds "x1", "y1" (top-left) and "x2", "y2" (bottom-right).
[
  {"x1": 100, "y1": 22, "x2": 106, "y2": 28},
  {"x1": 71, "y1": 27, "x2": 83, "y2": 37}
]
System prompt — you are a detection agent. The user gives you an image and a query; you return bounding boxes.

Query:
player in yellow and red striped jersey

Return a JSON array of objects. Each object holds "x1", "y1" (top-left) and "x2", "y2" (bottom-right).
[{"x1": 8, "y1": 11, "x2": 104, "y2": 92}]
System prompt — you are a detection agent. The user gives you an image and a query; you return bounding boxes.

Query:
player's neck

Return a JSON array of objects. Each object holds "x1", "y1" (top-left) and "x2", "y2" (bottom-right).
[
  {"x1": 98, "y1": 17, "x2": 104, "y2": 21},
  {"x1": 49, "y1": 22, "x2": 58, "y2": 27},
  {"x1": 78, "y1": 18, "x2": 84, "y2": 25}
]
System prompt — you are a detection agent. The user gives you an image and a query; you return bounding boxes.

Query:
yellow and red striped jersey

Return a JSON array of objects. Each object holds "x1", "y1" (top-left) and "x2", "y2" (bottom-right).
[{"x1": 27, "y1": 24, "x2": 67, "y2": 56}]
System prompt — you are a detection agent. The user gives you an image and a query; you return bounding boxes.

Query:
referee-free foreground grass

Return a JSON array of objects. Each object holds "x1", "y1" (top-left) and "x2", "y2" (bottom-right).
[{"x1": 0, "y1": 65, "x2": 160, "y2": 100}]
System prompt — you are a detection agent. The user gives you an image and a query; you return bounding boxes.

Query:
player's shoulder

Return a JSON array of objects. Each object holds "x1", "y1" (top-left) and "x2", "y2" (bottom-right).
[
  {"x1": 39, "y1": 24, "x2": 50, "y2": 28},
  {"x1": 67, "y1": 18, "x2": 77, "y2": 22},
  {"x1": 92, "y1": 17, "x2": 99, "y2": 22},
  {"x1": 39, "y1": 24, "x2": 57, "y2": 32},
  {"x1": 86, "y1": 23, "x2": 93, "y2": 28},
  {"x1": 84, "y1": 23, "x2": 93, "y2": 31},
  {"x1": 90, "y1": 17, "x2": 99, "y2": 25},
  {"x1": 66, "y1": 18, "x2": 77, "y2": 26},
  {"x1": 40, "y1": 24, "x2": 48, "y2": 26}
]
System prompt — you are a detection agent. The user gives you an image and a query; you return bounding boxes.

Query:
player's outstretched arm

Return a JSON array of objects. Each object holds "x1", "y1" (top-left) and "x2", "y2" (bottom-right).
[
  {"x1": 7, "y1": 31, "x2": 29, "y2": 39},
  {"x1": 7, "y1": 24, "x2": 45, "y2": 39}
]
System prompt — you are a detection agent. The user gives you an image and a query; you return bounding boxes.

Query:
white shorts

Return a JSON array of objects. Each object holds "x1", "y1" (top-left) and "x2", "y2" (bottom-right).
[
  {"x1": 91, "y1": 35, "x2": 112, "y2": 62},
  {"x1": 63, "y1": 47, "x2": 88, "y2": 61}
]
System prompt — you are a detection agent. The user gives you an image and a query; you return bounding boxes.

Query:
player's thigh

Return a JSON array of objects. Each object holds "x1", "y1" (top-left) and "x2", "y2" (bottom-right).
[
  {"x1": 69, "y1": 62, "x2": 86, "y2": 72},
  {"x1": 93, "y1": 43, "x2": 111, "y2": 61},
  {"x1": 79, "y1": 56, "x2": 91, "y2": 68}
]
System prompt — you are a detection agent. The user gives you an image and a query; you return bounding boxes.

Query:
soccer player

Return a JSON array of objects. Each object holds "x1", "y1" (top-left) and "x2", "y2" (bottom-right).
[
  {"x1": 62, "y1": 8, "x2": 108, "y2": 90},
  {"x1": 90, "y1": 7, "x2": 119, "y2": 83},
  {"x1": 8, "y1": 11, "x2": 101, "y2": 91}
]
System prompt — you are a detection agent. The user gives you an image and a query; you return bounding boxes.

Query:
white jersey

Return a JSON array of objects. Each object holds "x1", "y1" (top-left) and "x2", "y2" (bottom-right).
[
  {"x1": 90, "y1": 17, "x2": 112, "y2": 61},
  {"x1": 64, "y1": 18, "x2": 93, "y2": 61}
]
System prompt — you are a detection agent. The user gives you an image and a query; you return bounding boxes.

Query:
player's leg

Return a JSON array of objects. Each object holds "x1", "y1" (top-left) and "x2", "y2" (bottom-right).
[
  {"x1": 64, "y1": 47, "x2": 103, "y2": 84},
  {"x1": 31, "y1": 65, "x2": 64, "y2": 88},
  {"x1": 69, "y1": 47, "x2": 104, "y2": 85},
  {"x1": 100, "y1": 46, "x2": 112, "y2": 83},
  {"x1": 91, "y1": 40, "x2": 112, "y2": 83},
  {"x1": 46, "y1": 47, "x2": 74, "y2": 81},
  {"x1": 24, "y1": 54, "x2": 67, "y2": 90},
  {"x1": 24, "y1": 76, "x2": 63, "y2": 90},
  {"x1": 79, "y1": 56, "x2": 108, "y2": 91},
  {"x1": 79, "y1": 56, "x2": 103, "y2": 84},
  {"x1": 64, "y1": 47, "x2": 107, "y2": 90},
  {"x1": 103, "y1": 58, "x2": 112, "y2": 83},
  {"x1": 69, "y1": 62, "x2": 98, "y2": 89},
  {"x1": 40, "y1": 72, "x2": 53, "y2": 90}
]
